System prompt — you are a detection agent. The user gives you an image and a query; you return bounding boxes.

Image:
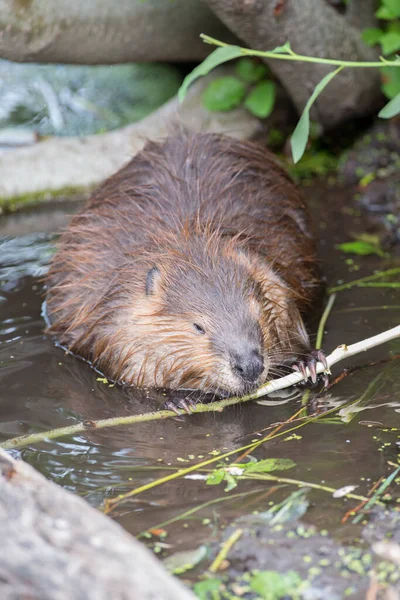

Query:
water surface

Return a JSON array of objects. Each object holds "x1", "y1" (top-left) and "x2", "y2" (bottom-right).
[{"x1": 0, "y1": 186, "x2": 399, "y2": 554}]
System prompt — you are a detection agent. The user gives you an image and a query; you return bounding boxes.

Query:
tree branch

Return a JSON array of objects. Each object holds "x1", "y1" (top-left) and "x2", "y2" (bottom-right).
[{"x1": 2, "y1": 325, "x2": 399, "y2": 451}]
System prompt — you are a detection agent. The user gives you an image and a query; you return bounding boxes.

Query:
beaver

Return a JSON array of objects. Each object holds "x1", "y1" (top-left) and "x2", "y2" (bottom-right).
[{"x1": 45, "y1": 131, "x2": 326, "y2": 406}]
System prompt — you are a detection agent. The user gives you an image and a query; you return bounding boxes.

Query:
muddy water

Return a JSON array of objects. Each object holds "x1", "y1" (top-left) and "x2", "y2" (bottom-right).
[{"x1": 0, "y1": 186, "x2": 399, "y2": 555}]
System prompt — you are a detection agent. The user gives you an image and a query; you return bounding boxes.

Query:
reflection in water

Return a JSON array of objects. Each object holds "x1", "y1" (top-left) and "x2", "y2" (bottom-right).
[{"x1": 0, "y1": 189, "x2": 400, "y2": 552}]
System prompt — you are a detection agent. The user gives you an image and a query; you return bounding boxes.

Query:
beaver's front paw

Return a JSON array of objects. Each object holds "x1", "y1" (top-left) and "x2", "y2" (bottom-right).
[
  {"x1": 163, "y1": 397, "x2": 198, "y2": 415},
  {"x1": 292, "y1": 349, "x2": 329, "y2": 387}
]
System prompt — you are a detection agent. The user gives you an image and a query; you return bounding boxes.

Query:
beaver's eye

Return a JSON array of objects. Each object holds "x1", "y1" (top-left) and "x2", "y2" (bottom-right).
[{"x1": 193, "y1": 323, "x2": 206, "y2": 335}]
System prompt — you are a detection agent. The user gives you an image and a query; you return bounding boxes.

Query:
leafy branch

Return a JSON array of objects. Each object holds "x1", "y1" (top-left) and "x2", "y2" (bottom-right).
[{"x1": 178, "y1": 34, "x2": 400, "y2": 163}]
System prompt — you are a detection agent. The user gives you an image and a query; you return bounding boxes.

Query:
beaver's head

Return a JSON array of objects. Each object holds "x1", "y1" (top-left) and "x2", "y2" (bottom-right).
[{"x1": 109, "y1": 231, "x2": 306, "y2": 396}]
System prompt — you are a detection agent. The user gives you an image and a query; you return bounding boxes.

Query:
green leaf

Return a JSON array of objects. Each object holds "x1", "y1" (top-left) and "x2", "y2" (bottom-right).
[
  {"x1": 163, "y1": 545, "x2": 208, "y2": 575},
  {"x1": 379, "y1": 91, "x2": 400, "y2": 118},
  {"x1": 241, "y1": 458, "x2": 296, "y2": 473},
  {"x1": 361, "y1": 28, "x2": 384, "y2": 46},
  {"x1": 202, "y1": 76, "x2": 247, "y2": 112},
  {"x1": 380, "y1": 65, "x2": 400, "y2": 99},
  {"x1": 290, "y1": 66, "x2": 343, "y2": 163},
  {"x1": 178, "y1": 46, "x2": 244, "y2": 102},
  {"x1": 380, "y1": 31, "x2": 400, "y2": 55},
  {"x1": 336, "y1": 241, "x2": 386, "y2": 257},
  {"x1": 193, "y1": 578, "x2": 223, "y2": 600},
  {"x1": 376, "y1": 6, "x2": 395, "y2": 19},
  {"x1": 224, "y1": 473, "x2": 238, "y2": 492},
  {"x1": 206, "y1": 469, "x2": 226, "y2": 485},
  {"x1": 250, "y1": 570, "x2": 304, "y2": 599},
  {"x1": 235, "y1": 57, "x2": 268, "y2": 82},
  {"x1": 379, "y1": 0, "x2": 400, "y2": 18},
  {"x1": 268, "y1": 489, "x2": 310, "y2": 525},
  {"x1": 244, "y1": 80, "x2": 276, "y2": 118},
  {"x1": 270, "y1": 41, "x2": 292, "y2": 54}
]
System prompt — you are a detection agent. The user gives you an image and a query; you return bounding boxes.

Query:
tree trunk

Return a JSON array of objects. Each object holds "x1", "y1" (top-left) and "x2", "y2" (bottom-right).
[
  {"x1": 205, "y1": 0, "x2": 382, "y2": 129},
  {"x1": 0, "y1": 448, "x2": 195, "y2": 600},
  {"x1": 0, "y1": 0, "x2": 238, "y2": 63}
]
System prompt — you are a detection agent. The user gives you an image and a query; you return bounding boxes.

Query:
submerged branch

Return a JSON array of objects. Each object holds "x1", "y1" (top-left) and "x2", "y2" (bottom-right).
[{"x1": 209, "y1": 528, "x2": 243, "y2": 573}]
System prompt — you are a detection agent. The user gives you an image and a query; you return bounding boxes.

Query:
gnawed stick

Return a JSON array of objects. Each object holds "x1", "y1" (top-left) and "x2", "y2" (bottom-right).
[{"x1": 1, "y1": 325, "x2": 399, "y2": 450}]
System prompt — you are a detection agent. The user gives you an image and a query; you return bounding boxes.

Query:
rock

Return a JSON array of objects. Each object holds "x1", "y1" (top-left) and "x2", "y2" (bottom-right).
[
  {"x1": 339, "y1": 119, "x2": 400, "y2": 246},
  {"x1": 0, "y1": 448, "x2": 195, "y2": 600}
]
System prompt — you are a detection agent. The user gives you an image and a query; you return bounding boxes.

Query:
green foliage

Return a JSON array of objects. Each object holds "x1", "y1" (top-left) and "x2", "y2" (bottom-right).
[
  {"x1": 362, "y1": 28, "x2": 386, "y2": 45},
  {"x1": 244, "y1": 80, "x2": 276, "y2": 118},
  {"x1": 239, "y1": 458, "x2": 296, "y2": 472},
  {"x1": 178, "y1": 46, "x2": 243, "y2": 102},
  {"x1": 201, "y1": 56, "x2": 277, "y2": 120},
  {"x1": 206, "y1": 458, "x2": 296, "y2": 492},
  {"x1": 291, "y1": 66, "x2": 343, "y2": 163},
  {"x1": 249, "y1": 570, "x2": 304, "y2": 600},
  {"x1": 235, "y1": 57, "x2": 268, "y2": 82},
  {"x1": 179, "y1": 33, "x2": 400, "y2": 164},
  {"x1": 193, "y1": 578, "x2": 223, "y2": 599},
  {"x1": 362, "y1": 1, "x2": 400, "y2": 104},
  {"x1": 193, "y1": 569, "x2": 306, "y2": 599},
  {"x1": 379, "y1": 85, "x2": 400, "y2": 116},
  {"x1": 380, "y1": 64, "x2": 400, "y2": 99},
  {"x1": 285, "y1": 149, "x2": 339, "y2": 182},
  {"x1": 336, "y1": 237, "x2": 387, "y2": 257},
  {"x1": 259, "y1": 489, "x2": 310, "y2": 525},
  {"x1": 163, "y1": 545, "x2": 208, "y2": 575},
  {"x1": 202, "y1": 76, "x2": 246, "y2": 111},
  {"x1": 376, "y1": 0, "x2": 400, "y2": 19},
  {"x1": 380, "y1": 30, "x2": 400, "y2": 55}
]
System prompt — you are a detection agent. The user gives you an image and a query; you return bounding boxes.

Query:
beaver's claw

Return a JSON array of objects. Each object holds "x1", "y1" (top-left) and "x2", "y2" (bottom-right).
[
  {"x1": 164, "y1": 397, "x2": 197, "y2": 416},
  {"x1": 292, "y1": 349, "x2": 329, "y2": 387}
]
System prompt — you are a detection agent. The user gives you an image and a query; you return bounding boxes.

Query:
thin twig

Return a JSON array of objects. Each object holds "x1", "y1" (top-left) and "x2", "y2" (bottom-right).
[
  {"x1": 240, "y1": 473, "x2": 382, "y2": 506},
  {"x1": 316, "y1": 293, "x2": 336, "y2": 350},
  {"x1": 352, "y1": 465, "x2": 400, "y2": 524},
  {"x1": 1, "y1": 325, "x2": 399, "y2": 451},
  {"x1": 103, "y1": 396, "x2": 374, "y2": 512},
  {"x1": 208, "y1": 528, "x2": 243, "y2": 573},
  {"x1": 337, "y1": 306, "x2": 400, "y2": 313},
  {"x1": 233, "y1": 406, "x2": 304, "y2": 464},
  {"x1": 341, "y1": 477, "x2": 383, "y2": 525},
  {"x1": 357, "y1": 282, "x2": 400, "y2": 288},
  {"x1": 328, "y1": 268, "x2": 400, "y2": 294},
  {"x1": 201, "y1": 35, "x2": 400, "y2": 69}
]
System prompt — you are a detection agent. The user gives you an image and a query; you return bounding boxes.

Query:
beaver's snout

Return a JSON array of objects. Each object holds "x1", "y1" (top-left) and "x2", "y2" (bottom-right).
[{"x1": 231, "y1": 349, "x2": 264, "y2": 383}]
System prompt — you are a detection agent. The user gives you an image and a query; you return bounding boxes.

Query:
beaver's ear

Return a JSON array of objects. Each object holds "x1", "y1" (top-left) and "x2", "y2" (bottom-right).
[{"x1": 145, "y1": 266, "x2": 162, "y2": 296}]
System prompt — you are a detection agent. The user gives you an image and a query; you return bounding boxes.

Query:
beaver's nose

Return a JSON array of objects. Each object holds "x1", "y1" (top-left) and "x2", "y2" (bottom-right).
[{"x1": 232, "y1": 350, "x2": 264, "y2": 382}]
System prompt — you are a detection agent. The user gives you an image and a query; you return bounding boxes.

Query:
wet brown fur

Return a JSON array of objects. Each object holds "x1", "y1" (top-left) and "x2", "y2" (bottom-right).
[{"x1": 45, "y1": 131, "x2": 322, "y2": 395}]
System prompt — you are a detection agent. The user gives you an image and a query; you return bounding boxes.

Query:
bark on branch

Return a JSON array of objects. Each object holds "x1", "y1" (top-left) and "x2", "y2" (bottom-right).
[{"x1": 205, "y1": 0, "x2": 382, "y2": 128}]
